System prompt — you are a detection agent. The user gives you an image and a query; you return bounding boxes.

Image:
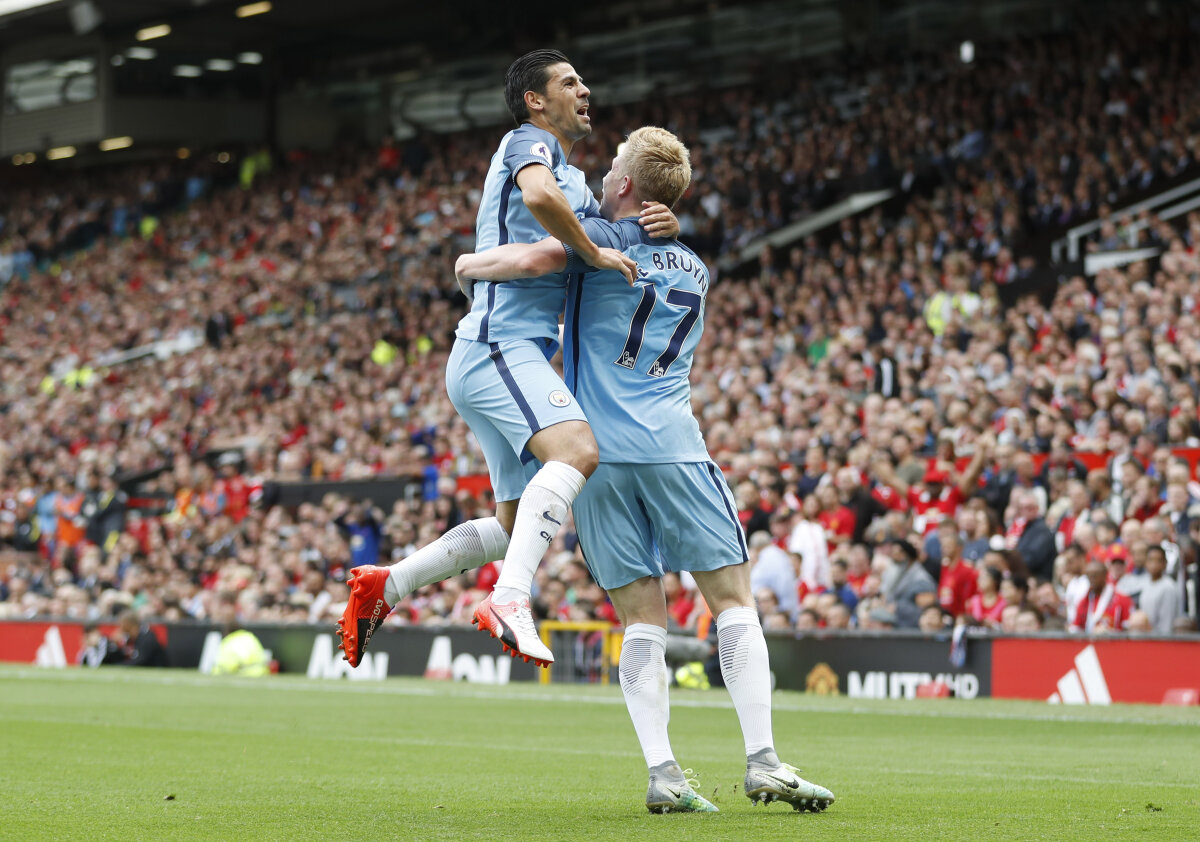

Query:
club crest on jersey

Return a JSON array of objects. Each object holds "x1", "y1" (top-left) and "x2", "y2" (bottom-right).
[
  {"x1": 548, "y1": 390, "x2": 572, "y2": 407},
  {"x1": 531, "y1": 142, "x2": 553, "y2": 165}
]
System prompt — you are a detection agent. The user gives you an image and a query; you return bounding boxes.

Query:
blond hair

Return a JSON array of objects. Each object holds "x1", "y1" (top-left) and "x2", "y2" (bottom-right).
[{"x1": 621, "y1": 126, "x2": 692, "y2": 208}]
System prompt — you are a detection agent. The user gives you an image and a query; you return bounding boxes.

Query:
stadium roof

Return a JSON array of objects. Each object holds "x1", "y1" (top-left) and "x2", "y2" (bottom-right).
[{"x1": 0, "y1": 0, "x2": 737, "y2": 83}]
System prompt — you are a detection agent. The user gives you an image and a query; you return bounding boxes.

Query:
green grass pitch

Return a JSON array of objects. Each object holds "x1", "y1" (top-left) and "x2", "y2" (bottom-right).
[{"x1": 2, "y1": 664, "x2": 1197, "y2": 841}]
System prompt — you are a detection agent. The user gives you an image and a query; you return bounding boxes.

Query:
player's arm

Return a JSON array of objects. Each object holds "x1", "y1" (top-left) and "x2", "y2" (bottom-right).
[
  {"x1": 516, "y1": 165, "x2": 635, "y2": 283},
  {"x1": 455, "y1": 239, "x2": 632, "y2": 288},
  {"x1": 456, "y1": 214, "x2": 640, "y2": 294},
  {"x1": 456, "y1": 240, "x2": 569, "y2": 288}
]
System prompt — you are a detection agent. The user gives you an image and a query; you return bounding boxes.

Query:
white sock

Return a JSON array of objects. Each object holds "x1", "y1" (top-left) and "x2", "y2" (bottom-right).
[
  {"x1": 384, "y1": 517, "x2": 510, "y2": 605},
  {"x1": 492, "y1": 461, "x2": 585, "y2": 603},
  {"x1": 717, "y1": 606, "x2": 775, "y2": 757},
  {"x1": 619, "y1": 623, "x2": 675, "y2": 769}
]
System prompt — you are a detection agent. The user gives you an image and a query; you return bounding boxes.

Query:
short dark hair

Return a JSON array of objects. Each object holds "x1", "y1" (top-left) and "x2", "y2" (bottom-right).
[
  {"x1": 1146, "y1": 545, "x2": 1168, "y2": 562},
  {"x1": 504, "y1": 49, "x2": 570, "y2": 125},
  {"x1": 981, "y1": 565, "x2": 1003, "y2": 591}
]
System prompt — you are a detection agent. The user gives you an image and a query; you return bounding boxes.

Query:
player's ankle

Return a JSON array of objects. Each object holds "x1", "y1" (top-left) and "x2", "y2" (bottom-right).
[
  {"x1": 747, "y1": 747, "x2": 780, "y2": 768},
  {"x1": 492, "y1": 586, "x2": 528, "y2": 605}
]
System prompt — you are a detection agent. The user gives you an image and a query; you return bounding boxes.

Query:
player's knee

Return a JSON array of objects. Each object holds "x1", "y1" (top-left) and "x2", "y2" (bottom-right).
[
  {"x1": 530, "y1": 422, "x2": 596, "y2": 476},
  {"x1": 552, "y1": 429, "x2": 600, "y2": 482},
  {"x1": 573, "y1": 437, "x2": 599, "y2": 478},
  {"x1": 495, "y1": 501, "x2": 518, "y2": 535}
]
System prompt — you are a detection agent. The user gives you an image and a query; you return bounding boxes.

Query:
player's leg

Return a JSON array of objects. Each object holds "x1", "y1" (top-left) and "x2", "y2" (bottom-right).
[
  {"x1": 336, "y1": 339, "x2": 524, "y2": 667},
  {"x1": 576, "y1": 465, "x2": 716, "y2": 813},
  {"x1": 492, "y1": 419, "x2": 597, "y2": 604},
  {"x1": 691, "y1": 564, "x2": 832, "y2": 810},
  {"x1": 608, "y1": 578, "x2": 674, "y2": 772},
  {"x1": 648, "y1": 462, "x2": 834, "y2": 811},
  {"x1": 379, "y1": 356, "x2": 529, "y2": 608},
  {"x1": 471, "y1": 339, "x2": 594, "y2": 664}
]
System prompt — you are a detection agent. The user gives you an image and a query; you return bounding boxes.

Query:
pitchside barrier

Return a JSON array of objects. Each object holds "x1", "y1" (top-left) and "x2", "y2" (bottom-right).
[
  {"x1": 3, "y1": 618, "x2": 1198, "y2": 705},
  {"x1": 537, "y1": 621, "x2": 621, "y2": 685}
]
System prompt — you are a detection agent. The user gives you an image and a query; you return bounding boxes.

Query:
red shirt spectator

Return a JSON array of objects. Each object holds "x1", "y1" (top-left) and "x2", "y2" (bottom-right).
[
  {"x1": 1070, "y1": 561, "x2": 1134, "y2": 632},
  {"x1": 966, "y1": 566, "x2": 1006, "y2": 626},
  {"x1": 667, "y1": 591, "x2": 695, "y2": 628},
  {"x1": 909, "y1": 475, "x2": 964, "y2": 536},
  {"x1": 967, "y1": 591, "x2": 1007, "y2": 626},
  {"x1": 938, "y1": 559, "x2": 978, "y2": 616},
  {"x1": 818, "y1": 506, "x2": 856, "y2": 551},
  {"x1": 1071, "y1": 586, "x2": 1134, "y2": 632},
  {"x1": 936, "y1": 528, "x2": 977, "y2": 616},
  {"x1": 870, "y1": 483, "x2": 909, "y2": 512}
]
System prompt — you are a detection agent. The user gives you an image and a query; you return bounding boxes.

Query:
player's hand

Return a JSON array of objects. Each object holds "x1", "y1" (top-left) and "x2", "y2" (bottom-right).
[
  {"x1": 591, "y1": 247, "x2": 638, "y2": 285},
  {"x1": 453, "y1": 254, "x2": 476, "y2": 302},
  {"x1": 640, "y1": 201, "x2": 679, "y2": 239}
]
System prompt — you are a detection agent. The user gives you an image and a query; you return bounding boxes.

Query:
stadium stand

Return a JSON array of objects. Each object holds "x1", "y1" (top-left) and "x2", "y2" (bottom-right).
[{"x1": 1, "y1": 6, "x2": 1199, "y2": 642}]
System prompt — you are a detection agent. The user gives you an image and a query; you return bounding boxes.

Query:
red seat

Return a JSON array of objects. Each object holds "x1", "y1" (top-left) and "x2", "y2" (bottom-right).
[{"x1": 1161, "y1": 688, "x2": 1200, "y2": 706}]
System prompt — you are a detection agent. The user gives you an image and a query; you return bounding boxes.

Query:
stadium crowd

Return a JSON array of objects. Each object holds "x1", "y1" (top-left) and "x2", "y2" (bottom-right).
[{"x1": 1, "y1": 15, "x2": 1199, "y2": 640}]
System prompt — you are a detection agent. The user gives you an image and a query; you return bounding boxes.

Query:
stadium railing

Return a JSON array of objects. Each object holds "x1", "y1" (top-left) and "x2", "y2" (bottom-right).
[{"x1": 537, "y1": 621, "x2": 621, "y2": 685}]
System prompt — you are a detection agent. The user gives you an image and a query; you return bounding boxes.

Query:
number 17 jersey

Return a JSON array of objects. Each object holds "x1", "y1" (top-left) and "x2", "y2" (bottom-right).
[{"x1": 562, "y1": 217, "x2": 709, "y2": 464}]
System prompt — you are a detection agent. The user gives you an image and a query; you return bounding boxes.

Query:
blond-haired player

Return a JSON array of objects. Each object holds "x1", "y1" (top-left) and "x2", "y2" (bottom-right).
[{"x1": 456, "y1": 126, "x2": 835, "y2": 815}]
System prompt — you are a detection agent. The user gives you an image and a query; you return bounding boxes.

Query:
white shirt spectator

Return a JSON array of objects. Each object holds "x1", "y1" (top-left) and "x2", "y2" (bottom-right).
[
  {"x1": 750, "y1": 543, "x2": 798, "y2": 616},
  {"x1": 1139, "y1": 576, "x2": 1182, "y2": 635},
  {"x1": 787, "y1": 519, "x2": 831, "y2": 591},
  {"x1": 1064, "y1": 574, "x2": 1091, "y2": 623}
]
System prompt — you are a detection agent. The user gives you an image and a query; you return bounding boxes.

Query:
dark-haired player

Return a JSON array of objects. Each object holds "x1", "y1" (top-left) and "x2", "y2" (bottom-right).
[{"x1": 337, "y1": 50, "x2": 676, "y2": 668}]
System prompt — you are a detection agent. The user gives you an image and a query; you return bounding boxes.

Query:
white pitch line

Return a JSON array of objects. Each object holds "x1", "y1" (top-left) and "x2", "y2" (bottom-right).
[{"x1": 3, "y1": 667, "x2": 1198, "y2": 728}]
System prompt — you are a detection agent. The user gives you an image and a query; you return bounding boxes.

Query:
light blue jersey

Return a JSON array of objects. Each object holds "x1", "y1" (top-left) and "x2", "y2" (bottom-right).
[
  {"x1": 456, "y1": 124, "x2": 601, "y2": 349},
  {"x1": 562, "y1": 217, "x2": 709, "y2": 464}
]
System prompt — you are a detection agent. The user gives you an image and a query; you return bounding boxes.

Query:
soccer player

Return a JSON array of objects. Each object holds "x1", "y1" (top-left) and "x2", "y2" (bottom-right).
[
  {"x1": 336, "y1": 50, "x2": 677, "y2": 668},
  {"x1": 456, "y1": 127, "x2": 835, "y2": 814}
]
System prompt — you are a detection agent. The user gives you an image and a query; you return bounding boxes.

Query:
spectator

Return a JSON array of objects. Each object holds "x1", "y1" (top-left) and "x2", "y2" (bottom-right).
[
  {"x1": 826, "y1": 559, "x2": 859, "y2": 613},
  {"x1": 748, "y1": 531, "x2": 799, "y2": 619},
  {"x1": 1013, "y1": 608, "x2": 1043, "y2": 634},
  {"x1": 966, "y1": 566, "x2": 1007, "y2": 629},
  {"x1": 825, "y1": 601, "x2": 852, "y2": 630},
  {"x1": 334, "y1": 498, "x2": 385, "y2": 569},
  {"x1": 1070, "y1": 561, "x2": 1134, "y2": 633},
  {"x1": 77, "y1": 622, "x2": 121, "y2": 667},
  {"x1": 1000, "y1": 576, "x2": 1029, "y2": 614},
  {"x1": 959, "y1": 507, "x2": 992, "y2": 563},
  {"x1": 787, "y1": 494, "x2": 831, "y2": 593},
  {"x1": 1139, "y1": 546, "x2": 1182, "y2": 635},
  {"x1": 1011, "y1": 490, "x2": 1057, "y2": 583},
  {"x1": 664, "y1": 573, "x2": 696, "y2": 630},
  {"x1": 814, "y1": 483, "x2": 855, "y2": 553},
  {"x1": 937, "y1": 523, "x2": 978, "y2": 617},
  {"x1": 211, "y1": 627, "x2": 271, "y2": 677},
  {"x1": 794, "y1": 609, "x2": 819, "y2": 631},
  {"x1": 112, "y1": 611, "x2": 167, "y2": 667},
  {"x1": 880, "y1": 540, "x2": 937, "y2": 629},
  {"x1": 82, "y1": 474, "x2": 127, "y2": 551}
]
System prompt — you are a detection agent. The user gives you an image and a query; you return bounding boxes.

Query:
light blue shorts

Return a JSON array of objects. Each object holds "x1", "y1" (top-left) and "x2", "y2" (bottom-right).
[
  {"x1": 445, "y1": 337, "x2": 588, "y2": 501},
  {"x1": 572, "y1": 461, "x2": 749, "y2": 591}
]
